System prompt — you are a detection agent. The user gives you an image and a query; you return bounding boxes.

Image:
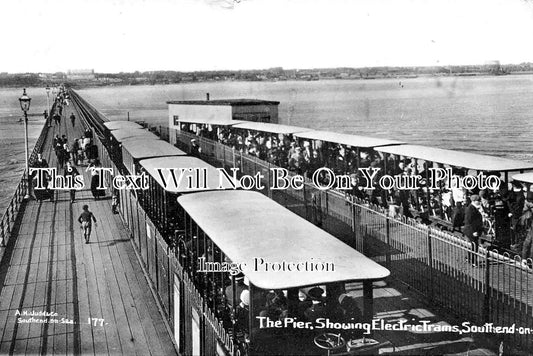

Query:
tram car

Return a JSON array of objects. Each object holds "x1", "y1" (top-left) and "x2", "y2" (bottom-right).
[
  {"x1": 175, "y1": 190, "x2": 390, "y2": 356},
  {"x1": 121, "y1": 138, "x2": 186, "y2": 176},
  {"x1": 138, "y1": 156, "x2": 239, "y2": 240},
  {"x1": 375, "y1": 144, "x2": 533, "y2": 245},
  {"x1": 105, "y1": 127, "x2": 160, "y2": 166},
  {"x1": 175, "y1": 116, "x2": 533, "y2": 248}
]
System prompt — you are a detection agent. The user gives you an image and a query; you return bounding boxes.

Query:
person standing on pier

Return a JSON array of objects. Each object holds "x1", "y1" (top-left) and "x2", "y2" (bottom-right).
[
  {"x1": 78, "y1": 204, "x2": 97, "y2": 244},
  {"x1": 64, "y1": 161, "x2": 80, "y2": 203},
  {"x1": 70, "y1": 113, "x2": 76, "y2": 127},
  {"x1": 464, "y1": 195, "x2": 484, "y2": 267},
  {"x1": 53, "y1": 112, "x2": 61, "y2": 126}
]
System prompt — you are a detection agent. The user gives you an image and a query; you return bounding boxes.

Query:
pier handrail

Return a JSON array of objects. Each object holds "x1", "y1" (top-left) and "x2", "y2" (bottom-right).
[{"x1": 0, "y1": 108, "x2": 53, "y2": 247}]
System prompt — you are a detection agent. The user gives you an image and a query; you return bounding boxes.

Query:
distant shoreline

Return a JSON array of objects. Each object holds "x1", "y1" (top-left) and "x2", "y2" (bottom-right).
[{"x1": 3, "y1": 66, "x2": 533, "y2": 89}]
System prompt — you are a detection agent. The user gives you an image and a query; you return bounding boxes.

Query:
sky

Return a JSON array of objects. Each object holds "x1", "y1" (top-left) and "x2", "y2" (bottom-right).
[{"x1": 2, "y1": 0, "x2": 533, "y2": 73}]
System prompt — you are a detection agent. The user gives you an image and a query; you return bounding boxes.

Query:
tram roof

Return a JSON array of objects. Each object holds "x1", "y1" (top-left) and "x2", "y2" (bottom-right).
[
  {"x1": 139, "y1": 156, "x2": 239, "y2": 193},
  {"x1": 121, "y1": 139, "x2": 186, "y2": 159},
  {"x1": 233, "y1": 122, "x2": 308, "y2": 135},
  {"x1": 111, "y1": 128, "x2": 159, "y2": 142},
  {"x1": 512, "y1": 173, "x2": 533, "y2": 184},
  {"x1": 104, "y1": 121, "x2": 143, "y2": 130},
  {"x1": 177, "y1": 118, "x2": 246, "y2": 126},
  {"x1": 376, "y1": 144, "x2": 533, "y2": 172},
  {"x1": 178, "y1": 190, "x2": 390, "y2": 290},
  {"x1": 294, "y1": 130, "x2": 404, "y2": 148}
]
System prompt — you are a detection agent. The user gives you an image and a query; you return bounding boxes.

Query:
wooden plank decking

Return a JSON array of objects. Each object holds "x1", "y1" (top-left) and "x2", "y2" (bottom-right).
[{"x1": 0, "y1": 105, "x2": 177, "y2": 355}]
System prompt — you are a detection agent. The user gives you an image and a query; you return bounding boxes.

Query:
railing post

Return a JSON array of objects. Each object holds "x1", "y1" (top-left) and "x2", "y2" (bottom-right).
[
  {"x1": 303, "y1": 183, "x2": 308, "y2": 220},
  {"x1": 483, "y1": 249, "x2": 491, "y2": 323},
  {"x1": 386, "y1": 215, "x2": 391, "y2": 268},
  {"x1": 427, "y1": 228, "x2": 434, "y2": 300}
]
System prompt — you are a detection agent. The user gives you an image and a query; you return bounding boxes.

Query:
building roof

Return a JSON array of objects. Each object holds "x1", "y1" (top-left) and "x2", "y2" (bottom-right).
[
  {"x1": 376, "y1": 144, "x2": 533, "y2": 172},
  {"x1": 166, "y1": 99, "x2": 280, "y2": 106},
  {"x1": 294, "y1": 130, "x2": 404, "y2": 148},
  {"x1": 178, "y1": 190, "x2": 390, "y2": 290}
]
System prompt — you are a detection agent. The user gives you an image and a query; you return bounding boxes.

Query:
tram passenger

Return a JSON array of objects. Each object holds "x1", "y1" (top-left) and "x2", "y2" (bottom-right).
[
  {"x1": 303, "y1": 287, "x2": 327, "y2": 321},
  {"x1": 234, "y1": 290, "x2": 250, "y2": 345},
  {"x1": 464, "y1": 195, "x2": 484, "y2": 267},
  {"x1": 337, "y1": 294, "x2": 364, "y2": 339},
  {"x1": 259, "y1": 291, "x2": 288, "y2": 321},
  {"x1": 225, "y1": 273, "x2": 247, "y2": 308}
]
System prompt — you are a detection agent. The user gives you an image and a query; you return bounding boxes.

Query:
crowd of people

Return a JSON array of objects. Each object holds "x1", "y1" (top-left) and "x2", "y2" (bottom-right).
[
  {"x1": 32, "y1": 88, "x2": 104, "y2": 204},
  {"x1": 181, "y1": 122, "x2": 533, "y2": 263}
]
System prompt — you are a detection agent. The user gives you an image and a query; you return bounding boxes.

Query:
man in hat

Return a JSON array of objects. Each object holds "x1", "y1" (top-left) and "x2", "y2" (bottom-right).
[
  {"x1": 304, "y1": 287, "x2": 327, "y2": 321},
  {"x1": 494, "y1": 193, "x2": 511, "y2": 248},
  {"x1": 190, "y1": 139, "x2": 201, "y2": 158},
  {"x1": 464, "y1": 195, "x2": 484, "y2": 266},
  {"x1": 508, "y1": 182, "x2": 525, "y2": 246},
  {"x1": 225, "y1": 272, "x2": 247, "y2": 308}
]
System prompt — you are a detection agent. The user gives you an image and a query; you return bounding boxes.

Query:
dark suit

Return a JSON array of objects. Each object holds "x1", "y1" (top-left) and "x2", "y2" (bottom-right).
[{"x1": 464, "y1": 203, "x2": 483, "y2": 264}]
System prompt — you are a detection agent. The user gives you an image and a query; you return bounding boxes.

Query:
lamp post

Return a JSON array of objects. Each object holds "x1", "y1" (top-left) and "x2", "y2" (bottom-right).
[
  {"x1": 19, "y1": 88, "x2": 32, "y2": 200},
  {"x1": 45, "y1": 85, "x2": 51, "y2": 127}
]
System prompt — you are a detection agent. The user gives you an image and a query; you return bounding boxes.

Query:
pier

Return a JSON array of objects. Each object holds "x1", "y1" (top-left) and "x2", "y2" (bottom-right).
[
  {"x1": 0, "y1": 102, "x2": 176, "y2": 355},
  {"x1": 0, "y1": 89, "x2": 527, "y2": 355}
]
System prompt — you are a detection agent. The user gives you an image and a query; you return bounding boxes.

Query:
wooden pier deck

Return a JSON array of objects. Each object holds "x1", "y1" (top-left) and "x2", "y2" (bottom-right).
[{"x1": 0, "y1": 105, "x2": 177, "y2": 355}]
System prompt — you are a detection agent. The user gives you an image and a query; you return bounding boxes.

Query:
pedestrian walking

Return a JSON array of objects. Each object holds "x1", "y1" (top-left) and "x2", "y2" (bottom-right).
[
  {"x1": 70, "y1": 113, "x2": 76, "y2": 127},
  {"x1": 64, "y1": 161, "x2": 80, "y2": 203},
  {"x1": 78, "y1": 204, "x2": 97, "y2": 244},
  {"x1": 87, "y1": 160, "x2": 105, "y2": 200}
]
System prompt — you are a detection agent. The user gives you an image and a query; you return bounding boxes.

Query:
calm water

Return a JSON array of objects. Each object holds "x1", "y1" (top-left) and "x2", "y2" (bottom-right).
[
  {"x1": 78, "y1": 75, "x2": 533, "y2": 161},
  {"x1": 0, "y1": 87, "x2": 48, "y2": 213},
  {"x1": 1, "y1": 76, "x2": 533, "y2": 211}
]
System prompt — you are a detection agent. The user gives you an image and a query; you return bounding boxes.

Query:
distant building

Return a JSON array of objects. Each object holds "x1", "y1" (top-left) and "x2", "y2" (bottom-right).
[
  {"x1": 167, "y1": 95, "x2": 280, "y2": 138},
  {"x1": 66, "y1": 69, "x2": 95, "y2": 81}
]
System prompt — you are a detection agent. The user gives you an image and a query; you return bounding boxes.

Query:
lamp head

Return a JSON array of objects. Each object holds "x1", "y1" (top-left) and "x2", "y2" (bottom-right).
[{"x1": 19, "y1": 88, "x2": 31, "y2": 113}]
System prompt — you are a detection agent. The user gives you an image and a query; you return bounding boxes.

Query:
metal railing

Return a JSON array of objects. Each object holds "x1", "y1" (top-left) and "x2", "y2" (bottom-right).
[
  {"x1": 71, "y1": 100, "x2": 236, "y2": 355},
  {"x1": 164, "y1": 126, "x2": 533, "y2": 351},
  {"x1": 0, "y1": 110, "x2": 52, "y2": 247}
]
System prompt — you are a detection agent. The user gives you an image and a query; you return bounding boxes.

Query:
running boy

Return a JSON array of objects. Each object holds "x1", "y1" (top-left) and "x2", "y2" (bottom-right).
[{"x1": 78, "y1": 205, "x2": 97, "y2": 244}]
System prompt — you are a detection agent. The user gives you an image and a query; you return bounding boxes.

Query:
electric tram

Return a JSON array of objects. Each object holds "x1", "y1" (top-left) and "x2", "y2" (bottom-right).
[
  {"x1": 139, "y1": 156, "x2": 239, "y2": 239},
  {"x1": 121, "y1": 138, "x2": 186, "y2": 175},
  {"x1": 375, "y1": 144, "x2": 533, "y2": 245},
  {"x1": 175, "y1": 190, "x2": 390, "y2": 355}
]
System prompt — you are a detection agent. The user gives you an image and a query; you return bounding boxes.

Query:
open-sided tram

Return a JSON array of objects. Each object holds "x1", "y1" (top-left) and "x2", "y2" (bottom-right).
[{"x1": 175, "y1": 190, "x2": 390, "y2": 355}]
